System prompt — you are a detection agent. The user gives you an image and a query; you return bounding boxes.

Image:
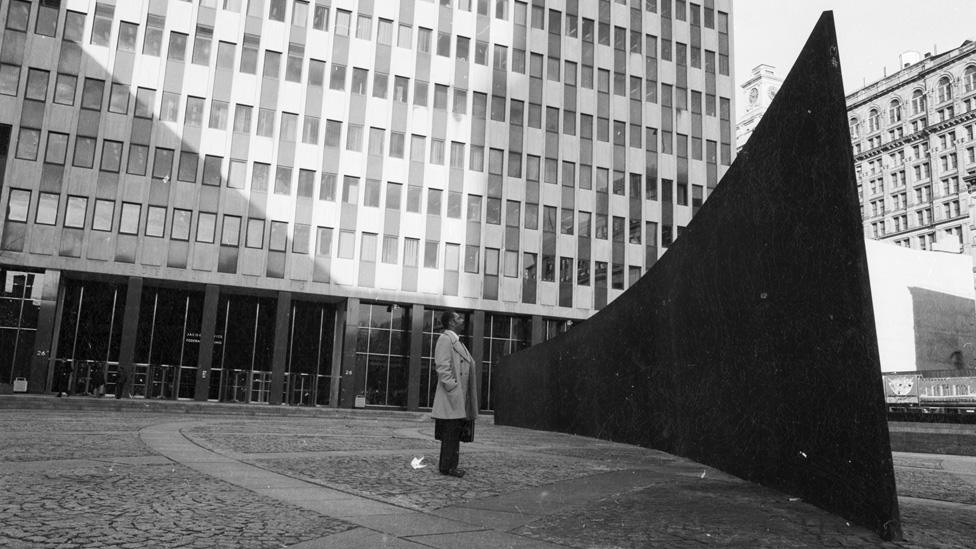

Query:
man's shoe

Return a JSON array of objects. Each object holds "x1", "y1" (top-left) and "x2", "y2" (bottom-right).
[{"x1": 443, "y1": 468, "x2": 465, "y2": 478}]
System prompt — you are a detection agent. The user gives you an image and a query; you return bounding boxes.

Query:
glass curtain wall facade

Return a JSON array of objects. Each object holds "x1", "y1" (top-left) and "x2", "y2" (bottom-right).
[{"x1": 0, "y1": 0, "x2": 733, "y2": 407}]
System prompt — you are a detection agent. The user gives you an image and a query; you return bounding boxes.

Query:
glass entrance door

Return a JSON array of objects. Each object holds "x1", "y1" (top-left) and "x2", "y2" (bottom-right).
[
  {"x1": 211, "y1": 293, "x2": 275, "y2": 403},
  {"x1": 54, "y1": 279, "x2": 125, "y2": 396},
  {"x1": 134, "y1": 286, "x2": 204, "y2": 400},
  {"x1": 0, "y1": 269, "x2": 42, "y2": 390},
  {"x1": 283, "y1": 301, "x2": 336, "y2": 406}
]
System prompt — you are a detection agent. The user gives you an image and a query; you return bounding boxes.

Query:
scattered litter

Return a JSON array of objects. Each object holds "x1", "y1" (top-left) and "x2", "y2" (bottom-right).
[
  {"x1": 798, "y1": 451, "x2": 807, "y2": 459},
  {"x1": 410, "y1": 456, "x2": 428, "y2": 469},
  {"x1": 788, "y1": 497, "x2": 800, "y2": 502},
  {"x1": 846, "y1": 522, "x2": 851, "y2": 527},
  {"x1": 700, "y1": 470, "x2": 707, "y2": 479}
]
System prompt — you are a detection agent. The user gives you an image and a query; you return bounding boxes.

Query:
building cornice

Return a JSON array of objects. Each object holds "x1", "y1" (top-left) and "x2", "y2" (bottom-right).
[{"x1": 846, "y1": 40, "x2": 976, "y2": 110}]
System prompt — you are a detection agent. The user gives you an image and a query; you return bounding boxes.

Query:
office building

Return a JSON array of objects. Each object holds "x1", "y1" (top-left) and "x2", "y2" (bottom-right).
[
  {"x1": 0, "y1": 0, "x2": 734, "y2": 409},
  {"x1": 848, "y1": 40, "x2": 976, "y2": 256}
]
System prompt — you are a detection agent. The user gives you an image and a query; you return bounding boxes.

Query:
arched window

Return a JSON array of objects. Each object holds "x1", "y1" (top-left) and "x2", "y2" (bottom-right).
[
  {"x1": 911, "y1": 89, "x2": 926, "y2": 115},
  {"x1": 937, "y1": 76, "x2": 952, "y2": 103},
  {"x1": 867, "y1": 108, "x2": 880, "y2": 133},
  {"x1": 888, "y1": 99, "x2": 902, "y2": 124},
  {"x1": 849, "y1": 117, "x2": 860, "y2": 139},
  {"x1": 965, "y1": 66, "x2": 976, "y2": 94}
]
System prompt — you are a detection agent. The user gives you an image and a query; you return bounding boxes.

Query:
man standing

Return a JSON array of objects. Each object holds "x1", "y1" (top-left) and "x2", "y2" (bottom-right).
[{"x1": 432, "y1": 310, "x2": 478, "y2": 477}]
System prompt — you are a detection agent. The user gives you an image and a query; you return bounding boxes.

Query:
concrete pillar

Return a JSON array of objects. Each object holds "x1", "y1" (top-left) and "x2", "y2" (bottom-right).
[
  {"x1": 337, "y1": 298, "x2": 360, "y2": 408},
  {"x1": 194, "y1": 284, "x2": 220, "y2": 401},
  {"x1": 269, "y1": 291, "x2": 291, "y2": 405},
  {"x1": 328, "y1": 305, "x2": 344, "y2": 407},
  {"x1": 30, "y1": 269, "x2": 60, "y2": 393},
  {"x1": 471, "y1": 310, "x2": 485, "y2": 410},
  {"x1": 116, "y1": 277, "x2": 143, "y2": 396},
  {"x1": 406, "y1": 303, "x2": 424, "y2": 410},
  {"x1": 531, "y1": 315, "x2": 544, "y2": 345}
]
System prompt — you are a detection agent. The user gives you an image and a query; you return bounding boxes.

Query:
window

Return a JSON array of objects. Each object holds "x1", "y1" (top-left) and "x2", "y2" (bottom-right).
[
  {"x1": 911, "y1": 89, "x2": 926, "y2": 115},
  {"x1": 171, "y1": 209, "x2": 191, "y2": 241},
  {"x1": 269, "y1": 221, "x2": 289, "y2": 252},
  {"x1": 92, "y1": 199, "x2": 115, "y2": 232},
  {"x1": 316, "y1": 227, "x2": 333, "y2": 256},
  {"x1": 5, "y1": 189, "x2": 30, "y2": 223},
  {"x1": 35, "y1": 192, "x2": 58, "y2": 225},
  {"x1": 44, "y1": 132, "x2": 68, "y2": 165},
  {"x1": 269, "y1": 0, "x2": 286, "y2": 21},
  {"x1": 192, "y1": 26, "x2": 213, "y2": 65},
  {"x1": 196, "y1": 212, "x2": 217, "y2": 243},
  {"x1": 142, "y1": 14, "x2": 164, "y2": 55},
  {"x1": 64, "y1": 196, "x2": 88, "y2": 228},
  {"x1": 100, "y1": 140, "x2": 123, "y2": 173},
  {"x1": 145, "y1": 206, "x2": 166, "y2": 237},
  {"x1": 337, "y1": 230, "x2": 355, "y2": 259},
  {"x1": 126, "y1": 144, "x2": 148, "y2": 175},
  {"x1": 25, "y1": 68, "x2": 50, "y2": 101},
  {"x1": 888, "y1": 100, "x2": 902, "y2": 124},
  {"x1": 937, "y1": 76, "x2": 952, "y2": 104},
  {"x1": 286, "y1": 47, "x2": 303, "y2": 82},
  {"x1": 81, "y1": 78, "x2": 105, "y2": 110},
  {"x1": 178, "y1": 151, "x2": 198, "y2": 183},
  {"x1": 246, "y1": 218, "x2": 265, "y2": 248},
  {"x1": 72, "y1": 135, "x2": 95, "y2": 168},
  {"x1": 263, "y1": 50, "x2": 281, "y2": 78},
  {"x1": 152, "y1": 147, "x2": 174, "y2": 180},
  {"x1": 240, "y1": 35, "x2": 259, "y2": 73},
  {"x1": 292, "y1": 1, "x2": 308, "y2": 26},
  {"x1": 184, "y1": 96, "x2": 205, "y2": 127},
  {"x1": 964, "y1": 66, "x2": 976, "y2": 93},
  {"x1": 330, "y1": 64, "x2": 346, "y2": 90},
  {"x1": 356, "y1": 14, "x2": 372, "y2": 40},
  {"x1": 106, "y1": 82, "x2": 129, "y2": 114},
  {"x1": 257, "y1": 108, "x2": 275, "y2": 137},
  {"x1": 90, "y1": 3, "x2": 113, "y2": 46},
  {"x1": 0, "y1": 64, "x2": 19, "y2": 97},
  {"x1": 220, "y1": 215, "x2": 241, "y2": 246},
  {"x1": 346, "y1": 124, "x2": 363, "y2": 151},
  {"x1": 167, "y1": 31, "x2": 188, "y2": 61}
]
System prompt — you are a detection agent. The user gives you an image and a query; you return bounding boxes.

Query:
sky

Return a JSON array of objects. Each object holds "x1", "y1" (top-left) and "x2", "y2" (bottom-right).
[{"x1": 732, "y1": 0, "x2": 976, "y2": 119}]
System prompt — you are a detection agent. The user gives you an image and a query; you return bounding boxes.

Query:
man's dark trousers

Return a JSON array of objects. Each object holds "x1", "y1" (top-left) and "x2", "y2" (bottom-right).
[{"x1": 437, "y1": 419, "x2": 463, "y2": 472}]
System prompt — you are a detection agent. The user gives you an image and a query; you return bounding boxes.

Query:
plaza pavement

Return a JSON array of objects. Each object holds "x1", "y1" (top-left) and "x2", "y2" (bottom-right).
[{"x1": 0, "y1": 395, "x2": 974, "y2": 548}]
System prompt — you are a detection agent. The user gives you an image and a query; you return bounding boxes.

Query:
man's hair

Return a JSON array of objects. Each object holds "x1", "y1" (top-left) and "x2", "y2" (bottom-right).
[{"x1": 440, "y1": 310, "x2": 456, "y2": 329}]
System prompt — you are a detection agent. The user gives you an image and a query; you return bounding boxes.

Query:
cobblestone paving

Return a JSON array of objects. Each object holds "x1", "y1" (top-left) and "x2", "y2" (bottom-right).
[
  {"x1": 0, "y1": 412, "x2": 170, "y2": 432},
  {"x1": 188, "y1": 431, "x2": 440, "y2": 453},
  {"x1": 255, "y1": 449, "x2": 628, "y2": 511},
  {"x1": 0, "y1": 432, "x2": 154, "y2": 462},
  {"x1": 0, "y1": 462, "x2": 353, "y2": 549},
  {"x1": 2, "y1": 407, "x2": 975, "y2": 548}
]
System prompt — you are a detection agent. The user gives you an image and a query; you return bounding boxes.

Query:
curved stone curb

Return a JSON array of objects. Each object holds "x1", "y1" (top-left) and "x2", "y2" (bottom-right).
[{"x1": 138, "y1": 420, "x2": 567, "y2": 548}]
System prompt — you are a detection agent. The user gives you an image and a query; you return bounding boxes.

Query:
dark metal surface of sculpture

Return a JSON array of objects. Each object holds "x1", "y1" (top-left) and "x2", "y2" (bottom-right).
[{"x1": 494, "y1": 13, "x2": 902, "y2": 540}]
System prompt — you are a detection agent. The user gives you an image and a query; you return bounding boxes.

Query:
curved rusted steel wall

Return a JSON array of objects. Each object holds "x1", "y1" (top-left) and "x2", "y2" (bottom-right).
[{"x1": 494, "y1": 12, "x2": 902, "y2": 541}]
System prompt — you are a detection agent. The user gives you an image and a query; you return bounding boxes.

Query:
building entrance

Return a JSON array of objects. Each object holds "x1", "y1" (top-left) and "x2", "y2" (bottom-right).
[
  {"x1": 134, "y1": 286, "x2": 204, "y2": 399},
  {"x1": 53, "y1": 279, "x2": 125, "y2": 396},
  {"x1": 210, "y1": 293, "x2": 275, "y2": 403},
  {"x1": 284, "y1": 300, "x2": 336, "y2": 406},
  {"x1": 0, "y1": 269, "x2": 42, "y2": 390}
]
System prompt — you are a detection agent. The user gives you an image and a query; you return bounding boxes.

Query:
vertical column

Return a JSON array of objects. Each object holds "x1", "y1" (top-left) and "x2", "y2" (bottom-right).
[
  {"x1": 269, "y1": 291, "x2": 292, "y2": 405},
  {"x1": 194, "y1": 284, "x2": 220, "y2": 401},
  {"x1": 406, "y1": 304, "x2": 424, "y2": 410},
  {"x1": 30, "y1": 269, "x2": 61, "y2": 393},
  {"x1": 328, "y1": 306, "x2": 345, "y2": 408},
  {"x1": 530, "y1": 315, "x2": 544, "y2": 345},
  {"x1": 117, "y1": 277, "x2": 144, "y2": 395},
  {"x1": 338, "y1": 298, "x2": 360, "y2": 408},
  {"x1": 470, "y1": 310, "x2": 485, "y2": 409}
]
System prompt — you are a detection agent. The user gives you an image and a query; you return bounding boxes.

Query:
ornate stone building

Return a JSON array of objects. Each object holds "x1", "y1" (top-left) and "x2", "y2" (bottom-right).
[{"x1": 847, "y1": 40, "x2": 976, "y2": 256}]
